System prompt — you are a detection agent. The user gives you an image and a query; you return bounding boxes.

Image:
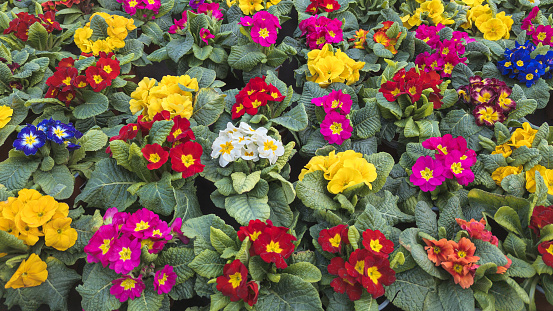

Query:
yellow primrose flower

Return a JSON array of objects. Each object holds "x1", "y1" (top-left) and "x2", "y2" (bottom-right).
[
  {"x1": 479, "y1": 18, "x2": 507, "y2": 41},
  {"x1": 327, "y1": 167, "x2": 364, "y2": 194},
  {"x1": 0, "y1": 105, "x2": 13, "y2": 129},
  {"x1": 526, "y1": 164, "x2": 549, "y2": 193},
  {"x1": 510, "y1": 122, "x2": 537, "y2": 148},
  {"x1": 43, "y1": 218, "x2": 78, "y2": 251},
  {"x1": 239, "y1": 0, "x2": 264, "y2": 15},
  {"x1": 492, "y1": 143, "x2": 512, "y2": 158},
  {"x1": 266, "y1": 0, "x2": 280, "y2": 8},
  {"x1": 0, "y1": 217, "x2": 19, "y2": 237},
  {"x1": 2, "y1": 197, "x2": 21, "y2": 221},
  {"x1": 299, "y1": 156, "x2": 326, "y2": 181},
  {"x1": 462, "y1": 0, "x2": 483, "y2": 7},
  {"x1": 14, "y1": 214, "x2": 43, "y2": 246},
  {"x1": 52, "y1": 202, "x2": 70, "y2": 220},
  {"x1": 4, "y1": 254, "x2": 48, "y2": 289},
  {"x1": 420, "y1": 0, "x2": 444, "y2": 19},
  {"x1": 91, "y1": 39, "x2": 114, "y2": 56},
  {"x1": 130, "y1": 77, "x2": 157, "y2": 115},
  {"x1": 16, "y1": 189, "x2": 43, "y2": 203},
  {"x1": 161, "y1": 93, "x2": 194, "y2": 119},
  {"x1": 20, "y1": 195, "x2": 58, "y2": 228},
  {"x1": 496, "y1": 12, "x2": 513, "y2": 39},
  {"x1": 492, "y1": 166, "x2": 522, "y2": 186},
  {"x1": 342, "y1": 158, "x2": 377, "y2": 189},
  {"x1": 74, "y1": 27, "x2": 94, "y2": 53}
]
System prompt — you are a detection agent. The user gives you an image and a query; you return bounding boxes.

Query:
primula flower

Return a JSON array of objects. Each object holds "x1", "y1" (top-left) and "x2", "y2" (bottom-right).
[
  {"x1": 318, "y1": 224, "x2": 349, "y2": 253},
  {"x1": 169, "y1": 12, "x2": 188, "y2": 34},
  {"x1": 169, "y1": 141, "x2": 205, "y2": 178},
  {"x1": 456, "y1": 218, "x2": 498, "y2": 245},
  {"x1": 168, "y1": 116, "x2": 195, "y2": 142},
  {"x1": 3, "y1": 13, "x2": 41, "y2": 41},
  {"x1": 216, "y1": 259, "x2": 249, "y2": 301},
  {"x1": 238, "y1": 219, "x2": 272, "y2": 242},
  {"x1": 492, "y1": 143, "x2": 512, "y2": 158},
  {"x1": 492, "y1": 165, "x2": 522, "y2": 186},
  {"x1": 19, "y1": 195, "x2": 58, "y2": 227},
  {"x1": 46, "y1": 66, "x2": 79, "y2": 92},
  {"x1": 328, "y1": 257, "x2": 364, "y2": 301},
  {"x1": 410, "y1": 156, "x2": 446, "y2": 192},
  {"x1": 532, "y1": 25, "x2": 553, "y2": 44},
  {"x1": 122, "y1": 208, "x2": 159, "y2": 239},
  {"x1": 170, "y1": 217, "x2": 190, "y2": 244},
  {"x1": 539, "y1": 241, "x2": 553, "y2": 267},
  {"x1": 362, "y1": 229, "x2": 394, "y2": 258},
  {"x1": 142, "y1": 143, "x2": 169, "y2": 170},
  {"x1": 96, "y1": 56, "x2": 121, "y2": 80},
  {"x1": 345, "y1": 248, "x2": 371, "y2": 281},
  {"x1": 257, "y1": 136, "x2": 285, "y2": 164},
  {"x1": 530, "y1": 205, "x2": 553, "y2": 236},
  {"x1": 189, "y1": 0, "x2": 204, "y2": 9},
  {"x1": 361, "y1": 255, "x2": 396, "y2": 299},
  {"x1": 199, "y1": 28, "x2": 215, "y2": 45},
  {"x1": 85, "y1": 66, "x2": 111, "y2": 92},
  {"x1": 473, "y1": 104, "x2": 504, "y2": 126},
  {"x1": 451, "y1": 237, "x2": 479, "y2": 262},
  {"x1": 423, "y1": 238, "x2": 454, "y2": 266},
  {"x1": 108, "y1": 235, "x2": 141, "y2": 274},
  {"x1": 154, "y1": 265, "x2": 177, "y2": 294},
  {"x1": 4, "y1": 254, "x2": 48, "y2": 289},
  {"x1": 441, "y1": 257, "x2": 475, "y2": 289},
  {"x1": 253, "y1": 226, "x2": 296, "y2": 269},
  {"x1": 320, "y1": 111, "x2": 352, "y2": 145},
  {"x1": 110, "y1": 275, "x2": 145, "y2": 302},
  {"x1": 243, "y1": 281, "x2": 259, "y2": 306},
  {"x1": 0, "y1": 105, "x2": 13, "y2": 129},
  {"x1": 444, "y1": 150, "x2": 475, "y2": 186},
  {"x1": 84, "y1": 224, "x2": 119, "y2": 266},
  {"x1": 315, "y1": 90, "x2": 352, "y2": 115},
  {"x1": 43, "y1": 217, "x2": 78, "y2": 251},
  {"x1": 196, "y1": 3, "x2": 224, "y2": 20},
  {"x1": 510, "y1": 122, "x2": 537, "y2": 148}
]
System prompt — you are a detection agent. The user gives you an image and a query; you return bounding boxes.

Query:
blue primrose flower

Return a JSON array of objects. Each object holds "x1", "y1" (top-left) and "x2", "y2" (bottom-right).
[
  {"x1": 37, "y1": 118, "x2": 55, "y2": 132},
  {"x1": 518, "y1": 60, "x2": 544, "y2": 87},
  {"x1": 13, "y1": 124, "x2": 46, "y2": 156},
  {"x1": 65, "y1": 141, "x2": 81, "y2": 151}
]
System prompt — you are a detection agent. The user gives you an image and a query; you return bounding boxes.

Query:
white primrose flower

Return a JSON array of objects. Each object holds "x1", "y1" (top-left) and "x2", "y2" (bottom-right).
[
  {"x1": 230, "y1": 131, "x2": 252, "y2": 147},
  {"x1": 240, "y1": 143, "x2": 259, "y2": 161},
  {"x1": 257, "y1": 136, "x2": 284, "y2": 164},
  {"x1": 211, "y1": 136, "x2": 238, "y2": 167},
  {"x1": 238, "y1": 122, "x2": 256, "y2": 135},
  {"x1": 221, "y1": 122, "x2": 239, "y2": 137}
]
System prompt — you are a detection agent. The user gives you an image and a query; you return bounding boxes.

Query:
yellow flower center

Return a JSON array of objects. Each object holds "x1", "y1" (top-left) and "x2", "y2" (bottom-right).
[
  {"x1": 135, "y1": 220, "x2": 150, "y2": 231},
  {"x1": 366, "y1": 266, "x2": 382, "y2": 285},
  {"x1": 370, "y1": 239, "x2": 383, "y2": 252},
  {"x1": 220, "y1": 141, "x2": 234, "y2": 154},
  {"x1": 479, "y1": 107, "x2": 499, "y2": 123},
  {"x1": 444, "y1": 63, "x2": 453, "y2": 74},
  {"x1": 547, "y1": 245, "x2": 553, "y2": 255},
  {"x1": 158, "y1": 273, "x2": 168, "y2": 285},
  {"x1": 181, "y1": 154, "x2": 195, "y2": 167},
  {"x1": 78, "y1": 81, "x2": 87, "y2": 87},
  {"x1": 93, "y1": 75, "x2": 103, "y2": 84},
  {"x1": 263, "y1": 140, "x2": 277, "y2": 151},
  {"x1": 250, "y1": 230, "x2": 262, "y2": 241},
  {"x1": 121, "y1": 278, "x2": 136, "y2": 290},
  {"x1": 99, "y1": 239, "x2": 111, "y2": 255},
  {"x1": 328, "y1": 31, "x2": 335, "y2": 38},
  {"x1": 421, "y1": 167, "x2": 434, "y2": 181},
  {"x1": 354, "y1": 260, "x2": 365, "y2": 274},
  {"x1": 437, "y1": 144, "x2": 447, "y2": 155},
  {"x1": 391, "y1": 88, "x2": 400, "y2": 96},
  {"x1": 326, "y1": 3, "x2": 333, "y2": 9},
  {"x1": 453, "y1": 264, "x2": 463, "y2": 273},
  {"x1": 173, "y1": 129, "x2": 182, "y2": 138},
  {"x1": 149, "y1": 153, "x2": 161, "y2": 163},
  {"x1": 451, "y1": 162, "x2": 464, "y2": 174},
  {"x1": 330, "y1": 122, "x2": 343, "y2": 135},
  {"x1": 129, "y1": 0, "x2": 138, "y2": 7},
  {"x1": 329, "y1": 233, "x2": 341, "y2": 247},
  {"x1": 517, "y1": 60, "x2": 524, "y2": 67},
  {"x1": 331, "y1": 100, "x2": 341, "y2": 108},
  {"x1": 119, "y1": 247, "x2": 132, "y2": 261},
  {"x1": 504, "y1": 61, "x2": 511, "y2": 67},
  {"x1": 317, "y1": 37, "x2": 326, "y2": 45},
  {"x1": 526, "y1": 73, "x2": 534, "y2": 81},
  {"x1": 258, "y1": 28, "x2": 269, "y2": 39},
  {"x1": 409, "y1": 86, "x2": 417, "y2": 95},
  {"x1": 53, "y1": 128, "x2": 65, "y2": 138},
  {"x1": 458, "y1": 250, "x2": 466, "y2": 258},
  {"x1": 228, "y1": 272, "x2": 242, "y2": 288},
  {"x1": 538, "y1": 32, "x2": 547, "y2": 41},
  {"x1": 433, "y1": 246, "x2": 440, "y2": 254},
  {"x1": 266, "y1": 240, "x2": 283, "y2": 253},
  {"x1": 442, "y1": 47, "x2": 449, "y2": 55},
  {"x1": 25, "y1": 134, "x2": 37, "y2": 146},
  {"x1": 252, "y1": 99, "x2": 262, "y2": 108},
  {"x1": 103, "y1": 65, "x2": 113, "y2": 74},
  {"x1": 62, "y1": 77, "x2": 72, "y2": 86}
]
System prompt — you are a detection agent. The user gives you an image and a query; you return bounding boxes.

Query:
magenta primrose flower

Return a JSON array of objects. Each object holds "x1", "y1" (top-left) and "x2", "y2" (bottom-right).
[
  {"x1": 122, "y1": 208, "x2": 160, "y2": 239},
  {"x1": 443, "y1": 150, "x2": 475, "y2": 186},
  {"x1": 142, "y1": 0, "x2": 161, "y2": 13},
  {"x1": 84, "y1": 224, "x2": 119, "y2": 267},
  {"x1": 324, "y1": 90, "x2": 352, "y2": 115},
  {"x1": 320, "y1": 111, "x2": 352, "y2": 145},
  {"x1": 171, "y1": 217, "x2": 190, "y2": 244},
  {"x1": 243, "y1": 11, "x2": 281, "y2": 47},
  {"x1": 422, "y1": 134, "x2": 464, "y2": 160},
  {"x1": 110, "y1": 275, "x2": 145, "y2": 302},
  {"x1": 108, "y1": 235, "x2": 141, "y2": 274},
  {"x1": 299, "y1": 15, "x2": 343, "y2": 49},
  {"x1": 197, "y1": 3, "x2": 223, "y2": 20},
  {"x1": 188, "y1": 0, "x2": 204, "y2": 9},
  {"x1": 121, "y1": 0, "x2": 145, "y2": 15},
  {"x1": 154, "y1": 265, "x2": 178, "y2": 295},
  {"x1": 532, "y1": 25, "x2": 553, "y2": 45},
  {"x1": 410, "y1": 156, "x2": 446, "y2": 192},
  {"x1": 200, "y1": 28, "x2": 215, "y2": 45},
  {"x1": 169, "y1": 12, "x2": 188, "y2": 34}
]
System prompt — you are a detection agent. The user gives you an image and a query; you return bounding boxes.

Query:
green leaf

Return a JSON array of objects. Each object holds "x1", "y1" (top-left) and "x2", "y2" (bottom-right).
[
  {"x1": 225, "y1": 193, "x2": 270, "y2": 225},
  {"x1": 191, "y1": 88, "x2": 226, "y2": 126},
  {"x1": 438, "y1": 279, "x2": 475, "y2": 311},
  {"x1": 75, "y1": 158, "x2": 140, "y2": 211},
  {"x1": 166, "y1": 36, "x2": 194, "y2": 63},
  {"x1": 506, "y1": 99, "x2": 537, "y2": 122},
  {"x1": 128, "y1": 282, "x2": 164, "y2": 311},
  {"x1": 415, "y1": 201, "x2": 437, "y2": 237},
  {"x1": 228, "y1": 44, "x2": 267, "y2": 71},
  {"x1": 399, "y1": 228, "x2": 449, "y2": 280},
  {"x1": 437, "y1": 197, "x2": 463, "y2": 239},
  {"x1": 353, "y1": 293, "x2": 378, "y2": 311},
  {"x1": 451, "y1": 63, "x2": 474, "y2": 89},
  {"x1": 267, "y1": 184, "x2": 294, "y2": 227},
  {"x1": 231, "y1": 171, "x2": 261, "y2": 194},
  {"x1": 33, "y1": 165, "x2": 74, "y2": 200},
  {"x1": 352, "y1": 102, "x2": 381, "y2": 139},
  {"x1": 271, "y1": 102, "x2": 308, "y2": 131},
  {"x1": 256, "y1": 274, "x2": 323, "y2": 311},
  {"x1": 505, "y1": 254, "x2": 536, "y2": 278},
  {"x1": 109, "y1": 140, "x2": 132, "y2": 171},
  {"x1": 210, "y1": 227, "x2": 236, "y2": 254},
  {"x1": 76, "y1": 264, "x2": 122, "y2": 311},
  {"x1": 181, "y1": 214, "x2": 237, "y2": 255},
  {"x1": 149, "y1": 120, "x2": 174, "y2": 146},
  {"x1": 372, "y1": 191, "x2": 414, "y2": 226},
  {"x1": 493, "y1": 206, "x2": 523, "y2": 236},
  {"x1": 71, "y1": 210, "x2": 104, "y2": 252},
  {"x1": 266, "y1": 47, "x2": 289, "y2": 67},
  {"x1": 0, "y1": 230, "x2": 28, "y2": 253},
  {"x1": 155, "y1": 247, "x2": 195, "y2": 285},
  {"x1": 488, "y1": 281, "x2": 524, "y2": 311},
  {"x1": 502, "y1": 233, "x2": 527, "y2": 260},
  {"x1": 533, "y1": 256, "x2": 553, "y2": 275},
  {"x1": 210, "y1": 292, "x2": 231, "y2": 311},
  {"x1": 193, "y1": 44, "x2": 213, "y2": 61},
  {"x1": 296, "y1": 171, "x2": 340, "y2": 211},
  {"x1": 386, "y1": 266, "x2": 436, "y2": 311},
  {"x1": 73, "y1": 91, "x2": 109, "y2": 119},
  {"x1": 473, "y1": 239, "x2": 508, "y2": 266},
  {"x1": 27, "y1": 22, "x2": 48, "y2": 50},
  {"x1": 373, "y1": 43, "x2": 394, "y2": 58},
  {"x1": 188, "y1": 249, "x2": 226, "y2": 278},
  {"x1": 136, "y1": 172, "x2": 186, "y2": 216},
  {"x1": 282, "y1": 262, "x2": 322, "y2": 283},
  {"x1": 0, "y1": 157, "x2": 40, "y2": 191}
]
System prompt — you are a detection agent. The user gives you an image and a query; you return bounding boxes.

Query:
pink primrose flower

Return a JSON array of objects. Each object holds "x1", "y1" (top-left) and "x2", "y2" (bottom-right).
[
  {"x1": 84, "y1": 224, "x2": 119, "y2": 267},
  {"x1": 110, "y1": 275, "x2": 145, "y2": 302},
  {"x1": 320, "y1": 111, "x2": 353, "y2": 145},
  {"x1": 409, "y1": 156, "x2": 446, "y2": 192},
  {"x1": 154, "y1": 265, "x2": 178, "y2": 294},
  {"x1": 108, "y1": 235, "x2": 141, "y2": 274},
  {"x1": 122, "y1": 208, "x2": 160, "y2": 239},
  {"x1": 200, "y1": 28, "x2": 215, "y2": 44}
]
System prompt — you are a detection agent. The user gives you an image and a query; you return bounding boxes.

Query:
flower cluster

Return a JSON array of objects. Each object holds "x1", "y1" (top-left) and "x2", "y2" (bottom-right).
[
  {"x1": 379, "y1": 67, "x2": 443, "y2": 108},
  {"x1": 84, "y1": 208, "x2": 183, "y2": 301},
  {"x1": 238, "y1": 219, "x2": 296, "y2": 268},
  {"x1": 306, "y1": 44, "x2": 365, "y2": 87},
  {"x1": 46, "y1": 53, "x2": 121, "y2": 104},
  {"x1": 372, "y1": 21, "x2": 401, "y2": 54},
  {"x1": 349, "y1": 29, "x2": 369, "y2": 49},
  {"x1": 423, "y1": 237, "x2": 479, "y2": 288},
  {"x1": 168, "y1": 3, "x2": 223, "y2": 34},
  {"x1": 13, "y1": 119, "x2": 82, "y2": 156},
  {"x1": 211, "y1": 122, "x2": 285, "y2": 167},
  {"x1": 312, "y1": 90, "x2": 353, "y2": 145},
  {"x1": 74, "y1": 12, "x2": 136, "y2": 55},
  {"x1": 401, "y1": 0, "x2": 453, "y2": 29},
  {"x1": 237, "y1": 0, "x2": 280, "y2": 15},
  {"x1": 4, "y1": 254, "x2": 48, "y2": 289},
  {"x1": 299, "y1": 150, "x2": 377, "y2": 194},
  {"x1": 305, "y1": 0, "x2": 340, "y2": 14},
  {"x1": 129, "y1": 75, "x2": 199, "y2": 121},
  {"x1": 457, "y1": 76, "x2": 517, "y2": 126},
  {"x1": 216, "y1": 260, "x2": 259, "y2": 306},
  {"x1": 4, "y1": 12, "x2": 61, "y2": 41},
  {"x1": 319, "y1": 225, "x2": 395, "y2": 300},
  {"x1": 461, "y1": 0, "x2": 513, "y2": 41},
  {"x1": 0, "y1": 189, "x2": 77, "y2": 250},
  {"x1": 415, "y1": 24, "x2": 471, "y2": 78},
  {"x1": 117, "y1": 0, "x2": 160, "y2": 19},
  {"x1": 522, "y1": 7, "x2": 553, "y2": 47},
  {"x1": 299, "y1": 15, "x2": 343, "y2": 50},
  {"x1": 410, "y1": 135, "x2": 477, "y2": 192},
  {"x1": 239, "y1": 11, "x2": 281, "y2": 47},
  {"x1": 232, "y1": 76, "x2": 284, "y2": 119},
  {"x1": 497, "y1": 40, "x2": 553, "y2": 87}
]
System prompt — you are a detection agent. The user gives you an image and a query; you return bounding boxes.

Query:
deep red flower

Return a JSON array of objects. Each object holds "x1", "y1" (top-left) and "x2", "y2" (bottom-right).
[
  {"x1": 243, "y1": 281, "x2": 259, "y2": 306},
  {"x1": 169, "y1": 141, "x2": 205, "y2": 178},
  {"x1": 538, "y1": 241, "x2": 553, "y2": 268},
  {"x1": 85, "y1": 66, "x2": 111, "y2": 92},
  {"x1": 167, "y1": 116, "x2": 195, "y2": 143},
  {"x1": 46, "y1": 66, "x2": 79, "y2": 92},
  {"x1": 231, "y1": 103, "x2": 246, "y2": 119},
  {"x1": 42, "y1": 1, "x2": 57, "y2": 12},
  {"x1": 45, "y1": 86, "x2": 59, "y2": 99},
  {"x1": 238, "y1": 219, "x2": 273, "y2": 242},
  {"x1": 56, "y1": 57, "x2": 75, "y2": 69},
  {"x1": 39, "y1": 11, "x2": 62, "y2": 32},
  {"x1": 142, "y1": 143, "x2": 169, "y2": 170},
  {"x1": 361, "y1": 255, "x2": 396, "y2": 299},
  {"x1": 72, "y1": 75, "x2": 87, "y2": 88},
  {"x1": 253, "y1": 226, "x2": 297, "y2": 269},
  {"x1": 379, "y1": 81, "x2": 403, "y2": 102},
  {"x1": 216, "y1": 260, "x2": 249, "y2": 302},
  {"x1": 318, "y1": 224, "x2": 349, "y2": 253},
  {"x1": 345, "y1": 248, "x2": 372, "y2": 282},
  {"x1": 362, "y1": 229, "x2": 394, "y2": 258},
  {"x1": 3, "y1": 12, "x2": 40, "y2": 41},
  {"x1": 530, "y1": 205, "x2": 553, "y2": 236},
  {"x1": 305, "y1": 2, "x2": 318, "y2": 14},
  {"x1": 57, "y1": 90, "x2": 76, "y2": 105},
  {"x1": 96, "y1": 56, "x2": 121, "y2": 81},
  {"x1": 267, "y1": 84, "x2": 285, "y2": 102},
  {"x1": 328, "y1": 257, "x2": 363, "y2": 301},
  {"x1": 243, "y1": 92, "x2": 272, "y2": 115},
  {"x1": 320, "y1": 0, "x2": 340, "y2": 12}
]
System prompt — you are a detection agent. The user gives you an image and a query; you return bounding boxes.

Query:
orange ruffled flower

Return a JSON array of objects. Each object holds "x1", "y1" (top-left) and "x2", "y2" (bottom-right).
[
  {"x1": 423, "y1": 238, "x2": 454, "y2": 266},
  {"x1": 441, "y1": 257, "x2": 475, "y2": 289},
  {"x1": 450, "y1": 237, "x2": 480, "y2": 263}
]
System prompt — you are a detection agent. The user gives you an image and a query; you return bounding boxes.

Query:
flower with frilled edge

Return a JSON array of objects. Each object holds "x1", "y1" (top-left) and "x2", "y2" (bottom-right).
[
  {"x1": 200, "y1": 28, "x2": 215, "y2": 45},
  {"x1": 441, "y1": 257, "x2": 475, "y2": 289},
  {"x1": 169, "y1": 141, "x2": 205, "y2": 178},
  {"x1": 539, "y1": 241, "x2": 553, "y2": 267},
  {"x1": 328, "y1": 257, "x2": 364, "y2": 300},
  {"x1": 84, "y1": 224, "x2": 118, "y2": 266},
  {"x1": 108, "y1": 235, "x2": 141, "y2": 274},
  {"x1": 110, "y1": 275, "x2": 145, "y2": 302},
  {"x1": 4, "y1": 254, "x2": 48, "y2": 289},
  {"x1": 450, "y1": 237, "x2": 480, "y2": 262},
  {"x1": 142, "y1": 143, "x2": 169, "y2": 170},
  {"x1": 473, "y1": 104, "x2": 504, "y2": 126},
  {"x1": 423, "y1": 238, "x2": 454, "y2": 266},
  {"x1": 320, "y1": 111, "x2": 352, "y2": 145},
  {"x1": 44, "y1": 217, "x2": 78, "y2": 251},
  {"x1": 491, "y1": 165, "x2": 522, "y2": 186},
  {"x1": 361, "y1": 255, "x2": 396, "y2": 298},
  {"x1": 238, "y1": 219, "x2": 272, "y2": 243},
  {"x1": 0, "y1": 105, "x2": 13, "y2": 129}
]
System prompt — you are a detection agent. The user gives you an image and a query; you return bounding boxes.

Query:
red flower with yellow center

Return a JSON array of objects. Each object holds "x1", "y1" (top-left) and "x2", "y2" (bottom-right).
[
  {"x1": 362, "y1": 229, "x2": 394, "y2": 258},
  {"x1": 216, "y1": 260, "x2": 249, "y2": 302},
  {"x1": 168, "y1": 116, "x2": 195, "y2": 143},
  {"x1": 327, "y1": 257, "x2": 364, "y2": 301},
  {"x1": 318, "y1": 224, "x2": 349, "y2": 253},
  {"x1": 169, "y1": 141, "x2": 205, "y2": 178},
  {"x1": 360, "y1": 255, "x2": 396, "y2": 299},
  {"x1": 441, "y1": 257, "x2": 475, "y2": 289},
  {"x1": 538, "y1": 240, "x2": 553, "y2": 267},
  {"x1": 238, "y1": 219, "x2": 272, "y2": 242},
  {"x1": 141, "y1": 143, "x2": 169, "y2": 170},
  {"x1": 345, "y1": 249, "x2": 371, "y2": 282},
  {"x1": 380, "y1": 81, "x2": 404, "y2": 102},
  {"x1": 232, "y1": 103, "x2": 246, "y2": 119},
  {"x1": 451, "y1": 237, "x2": 479, "y2": 263},
  {"x1": 46, "y1": 66, "x2": 78, "y2": 92},
  {"x1": 423, "y1": 238, "x2": 454, "y2": 266},
  {"x1": 85, "y1": 66, "x2": 111, "y2": 92},
  {"x1": 530, "y1": 205, "x2": 553, "y2": 236},
  {"x1": 473, "y1": 104, "x2": 505, "y2": 126},
  {"x1": 373, "y1": 32, "x2": 390, "y2": 46},
  {"x1": 253, "y1": 226, "x2": 296, "y2": 269},
  {"x1": 96, "y1": 56, "x2": 121, "y2": 80}
]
